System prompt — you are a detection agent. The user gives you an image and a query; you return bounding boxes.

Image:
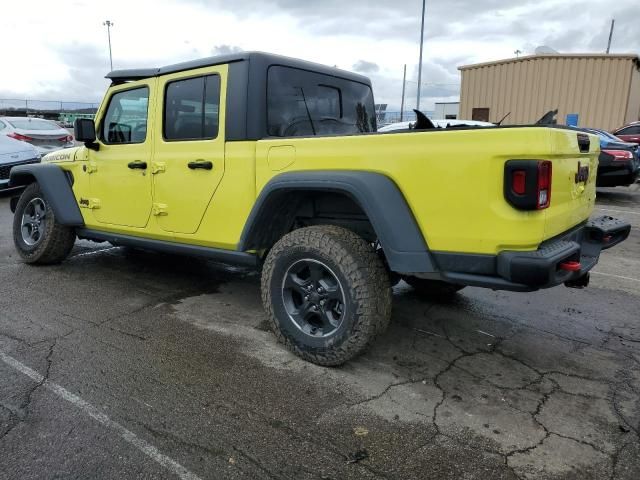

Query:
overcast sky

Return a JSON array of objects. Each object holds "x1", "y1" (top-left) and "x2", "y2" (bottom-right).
[{"x1": 1, "y1": 0, "x2": 638, "y2": 111}]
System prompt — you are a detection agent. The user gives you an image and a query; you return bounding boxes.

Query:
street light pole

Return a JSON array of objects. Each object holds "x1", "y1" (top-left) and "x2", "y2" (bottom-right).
[
  {"x1": 103, "y1": 20, "x2": 114, "y2": 71},
  {"x1": 400, "y1": 64, "x2": 407, "y2": 122},
  {"x1": 416, "y1": 0, "x2": 426, "y2": 111}
]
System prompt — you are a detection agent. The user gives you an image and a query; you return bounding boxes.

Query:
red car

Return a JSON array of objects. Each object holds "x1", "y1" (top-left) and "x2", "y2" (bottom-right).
[{"x1": 613, "y1": 121, "x2": 640, "y2": 145}]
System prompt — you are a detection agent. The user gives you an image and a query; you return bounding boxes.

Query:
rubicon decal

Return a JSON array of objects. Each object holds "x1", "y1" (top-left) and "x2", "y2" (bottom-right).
[{"x1": 47, "y1": 152, "x2": 73, "y2": 162}]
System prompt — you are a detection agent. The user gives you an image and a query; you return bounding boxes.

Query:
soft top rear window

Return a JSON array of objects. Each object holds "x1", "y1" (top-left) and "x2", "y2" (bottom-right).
[{"x1": 267, "y1": 66, "x2": 376, "y2": 137}]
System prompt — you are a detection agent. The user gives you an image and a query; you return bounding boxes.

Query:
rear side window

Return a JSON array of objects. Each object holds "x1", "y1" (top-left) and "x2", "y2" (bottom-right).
[
  {"x1": 267, "y1": 66, "x2": 376, "y2": 137},
  {"x1": 101, "y1": 87, "x2": 149, "y2": 144},
  {"x1": 163, "y1": 75, "x2": 220, "y2": 141}
]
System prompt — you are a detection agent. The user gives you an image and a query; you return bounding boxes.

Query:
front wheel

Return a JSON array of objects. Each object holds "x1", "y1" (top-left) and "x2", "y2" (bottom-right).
[
  {"x1": 13, "y1": 183, "x2": 76, "y2": 264},
  {"x1": 261, "y1": 225, "x2": 392, "y2": 366}
]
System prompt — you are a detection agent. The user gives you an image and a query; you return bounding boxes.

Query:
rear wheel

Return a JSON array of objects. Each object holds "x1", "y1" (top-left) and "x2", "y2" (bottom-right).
[
  {"x1": 402, "y1": 276, "x2": 464, "y2": 298},
  {"x1": 13, "y1": 183, "x2": 76, "y2": 264},
  {"x1": 261, "y1": 225, "x2": 392, "y2": 366}
]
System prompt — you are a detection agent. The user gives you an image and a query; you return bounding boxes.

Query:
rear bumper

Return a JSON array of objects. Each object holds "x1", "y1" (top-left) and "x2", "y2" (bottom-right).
[
  {"x1": 597, "y1": 165, "x2": 640, "y2": 187},
  {"x1": 435, "y1": 216, "x2": 630, "y2": 291}
]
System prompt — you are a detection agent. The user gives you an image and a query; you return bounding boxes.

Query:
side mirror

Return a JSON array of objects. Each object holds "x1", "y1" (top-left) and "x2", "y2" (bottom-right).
[{"x1": 74, "y1": 118, "x2": 99, "y2": 150}]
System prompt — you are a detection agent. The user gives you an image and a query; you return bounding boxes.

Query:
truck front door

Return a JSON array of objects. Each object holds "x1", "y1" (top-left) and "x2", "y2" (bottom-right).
[
  {"x1": 88, "y1": 83, "x2": 154, "y2": 228},
  {"x1": 151, "y1": 66, "x2": 227, "y2": 234}
]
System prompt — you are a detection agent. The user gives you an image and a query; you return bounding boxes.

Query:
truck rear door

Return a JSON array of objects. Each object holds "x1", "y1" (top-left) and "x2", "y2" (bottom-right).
[{"x1": 151, "y1": 65, "x2": 227, "y2": 234}]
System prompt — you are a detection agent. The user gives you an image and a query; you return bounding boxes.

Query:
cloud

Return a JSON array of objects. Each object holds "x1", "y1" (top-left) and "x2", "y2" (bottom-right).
[
  {"x1": 1, "y1": 0, "x2": 638, "y2": 111},
  {"x1": 352, "y1": 60, "x2": 379, "y2": 74},
  {"x1": 211, "y1": 45, "x2": 244, "y2": 56}
]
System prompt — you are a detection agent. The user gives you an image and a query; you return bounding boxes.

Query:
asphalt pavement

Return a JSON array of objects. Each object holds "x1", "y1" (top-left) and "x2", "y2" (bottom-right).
[{"x1": 0, "y1": 186, "x2": 639, "y2": 480}]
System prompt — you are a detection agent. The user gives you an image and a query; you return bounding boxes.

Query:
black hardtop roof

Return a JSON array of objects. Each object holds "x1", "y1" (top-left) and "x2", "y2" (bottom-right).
[{"x1": 105, "y1": 51, "x2": 371, "y2": 85}]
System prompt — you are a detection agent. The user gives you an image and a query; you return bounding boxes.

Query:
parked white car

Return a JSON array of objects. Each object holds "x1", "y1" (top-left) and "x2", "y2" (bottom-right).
[
  {"x1": 378, "y1": 119, "x2": 496, "y2": 132},
  {"x1": 0, "y1": 134, "x2": 41, "y2": 191},
  {"x1": 0, "y1": 117, "x2": 74, "y2": 155}
]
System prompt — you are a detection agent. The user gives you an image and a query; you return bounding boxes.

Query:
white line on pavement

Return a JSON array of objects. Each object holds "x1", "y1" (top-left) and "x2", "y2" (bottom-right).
[
  {"x1": 70, "y1": 246, "x2": 121, "y2": 258},
  {"x1": 591, "y1": 271, "x2": 640, "y2": 283},
  {"x1": 0, "y1": 351, "x2": 202, "y2": 480}
]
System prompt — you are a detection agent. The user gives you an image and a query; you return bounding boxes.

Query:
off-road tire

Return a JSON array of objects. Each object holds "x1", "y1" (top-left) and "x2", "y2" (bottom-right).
[
  {"x1": 261, "y1": 225, "x2": 392, "y2": 366},
  {"x1": 402, "y1": 276, "x2": 464, "y2": 298},
  {"x1": 13, "y1": 183, "x2": 76, "y2": 264}
]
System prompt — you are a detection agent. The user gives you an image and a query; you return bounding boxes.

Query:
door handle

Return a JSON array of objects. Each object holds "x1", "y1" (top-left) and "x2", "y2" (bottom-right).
[
  {"x1": 128, "y1": 161, "x2": 147, "y2": 170},
  {"x1": 187, "y1": 160, "x2": 213, "y2": 170}
]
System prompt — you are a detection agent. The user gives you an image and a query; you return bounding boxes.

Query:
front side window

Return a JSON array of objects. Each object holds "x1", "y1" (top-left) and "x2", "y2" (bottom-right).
[
  {"x1": 163, "y1": 75, "x2": 220, "y2": 141},
  {"x1": 267, "y1": 66, "x2": 376, "y2": 137},
  {"x1": 101, "y1": 87, "x2": 149, "y2": 144}
]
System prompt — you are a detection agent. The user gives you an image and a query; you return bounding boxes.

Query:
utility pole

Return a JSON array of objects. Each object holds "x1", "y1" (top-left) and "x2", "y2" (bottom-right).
[
  {"x1": 514, "y1": 49, "x2": 522, "y2": 58},
  {"x1": 416, "y1": 0, "x2": 426, "y2": 111},
  {"x1": 606, "y1": 19, "x2": 615, "y2": 54},
  {"x1": 103, "y1": 20, "x2": 114, "y2": 71},
  {"x1": 400, "y1": 64, "x2": 407, "y2": 122}
]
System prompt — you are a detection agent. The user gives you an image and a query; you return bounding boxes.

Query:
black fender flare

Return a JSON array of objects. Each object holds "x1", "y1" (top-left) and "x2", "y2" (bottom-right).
[
  {"x1": 9, "y1": 163, "x2": 84, "y2": 226},
  {"x1": 238, "y1": 171, "x2": 436, "y2": 273}
]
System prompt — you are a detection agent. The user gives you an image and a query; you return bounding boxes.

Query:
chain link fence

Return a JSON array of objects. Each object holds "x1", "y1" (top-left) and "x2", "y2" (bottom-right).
[{"x1": 0, "y1": 99, "x2": 99, "y2": 126}]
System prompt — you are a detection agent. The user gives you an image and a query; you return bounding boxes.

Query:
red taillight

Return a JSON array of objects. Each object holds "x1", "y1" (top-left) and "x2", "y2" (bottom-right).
[
  {"x1": 58, "y1": 135, "x2": 74, "y2": 143},
  {"x1": 512, "y1": 170, "x2": 526, "y2": 194},
  {"x1": 536, "y1": 160, "x2": 552, "y2": 209},
  {"x1": 603, "y1": 149, "x2": 633, "y2": 161},
  {"x1": 505, "y1": 159, "x2": 553, "y2": 210},
  {"x1": 7, "y1": 132, "x2": 33, "y2": 142}
]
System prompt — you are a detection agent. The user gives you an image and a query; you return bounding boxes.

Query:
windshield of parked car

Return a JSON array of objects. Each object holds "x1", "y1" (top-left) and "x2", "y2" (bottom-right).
[
  {"x1": 584, "y1": 128, "x2": 624, "y2": 144},
  {"x1": 585, "y1": 128, "x2": 622, "y2": 142},
  {"x1": 267, "y1": 66, "x2": 376, "y2": 137},
  {"x1": 6, "y1": 118, "x2": 60, "y2": 130}
]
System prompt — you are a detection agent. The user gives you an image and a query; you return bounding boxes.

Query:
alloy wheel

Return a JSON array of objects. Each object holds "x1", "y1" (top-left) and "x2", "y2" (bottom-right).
[{"x1": 281, "y1": 258, "x2": 346, "y2": 337}]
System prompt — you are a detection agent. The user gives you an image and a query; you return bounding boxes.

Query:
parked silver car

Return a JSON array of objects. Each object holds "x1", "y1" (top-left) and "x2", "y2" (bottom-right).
[
  {"x1": 0, "y1": 117, "x2": 74, "y2": 155},
  {"x1": 0, "y1": 134, "x2": 40, "y2": 191}
]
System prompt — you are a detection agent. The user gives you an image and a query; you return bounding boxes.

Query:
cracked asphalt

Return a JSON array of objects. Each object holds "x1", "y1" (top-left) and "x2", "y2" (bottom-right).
[{"x1": 1, "y1": 186, "x2": 639, "y2": 480}]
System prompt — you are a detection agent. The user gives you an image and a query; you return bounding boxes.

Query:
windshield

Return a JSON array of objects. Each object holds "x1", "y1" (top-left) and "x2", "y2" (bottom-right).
[
  {"x1": 7, "y1": 118, "x2": 61, "y2": 131},
  {"x1": 584, "y1": 128, "x2": 622, "y2": 143}
]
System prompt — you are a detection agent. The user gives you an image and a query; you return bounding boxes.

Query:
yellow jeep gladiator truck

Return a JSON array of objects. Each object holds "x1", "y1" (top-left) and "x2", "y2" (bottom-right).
[{"x1": 8, "y1": 52, "x2": 630, "y2": 365}]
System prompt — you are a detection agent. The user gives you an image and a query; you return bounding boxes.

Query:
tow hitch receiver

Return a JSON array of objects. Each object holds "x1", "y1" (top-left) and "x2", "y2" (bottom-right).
[
  {"x1": 559, "y1": 261, "x2": 581, "y2": 272},
  {"x1": 565, "y1": 272, "x2": 590, "y2": 289}
]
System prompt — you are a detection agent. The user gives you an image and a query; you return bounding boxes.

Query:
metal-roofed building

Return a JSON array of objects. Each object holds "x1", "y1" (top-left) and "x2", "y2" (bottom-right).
[{"x1": 458, "y1": 54, "x2": 640, "y2": 131}]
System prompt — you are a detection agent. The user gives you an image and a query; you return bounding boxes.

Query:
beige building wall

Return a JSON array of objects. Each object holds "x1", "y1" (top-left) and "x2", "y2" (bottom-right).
[
  {"x1": 625, "y1": 65, "x2": 640, "y2": 127},
  {"x1": 459, "y1": 54, "x2": 640, "y2": 131}
]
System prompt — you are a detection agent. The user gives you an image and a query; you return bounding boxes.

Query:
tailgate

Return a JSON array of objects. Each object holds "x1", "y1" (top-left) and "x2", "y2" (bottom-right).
[{"x1": 543, "y1": 129, "x2": 598, "y2": 240}]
